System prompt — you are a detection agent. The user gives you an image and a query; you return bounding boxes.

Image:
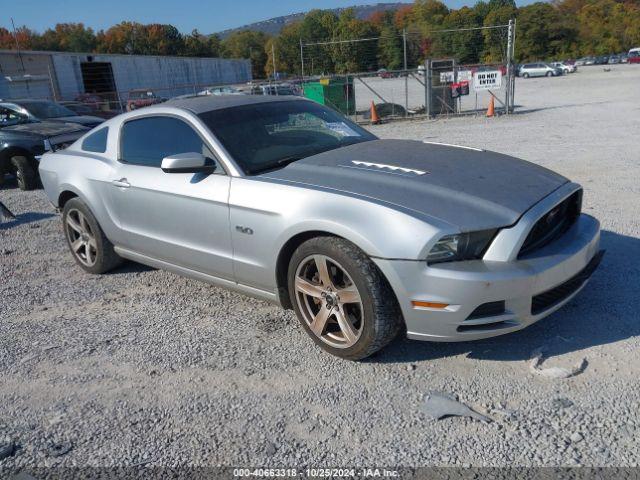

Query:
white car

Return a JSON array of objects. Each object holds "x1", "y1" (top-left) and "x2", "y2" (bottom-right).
[
  {"x1": 550, "y1": 62, "x2": 576, "y2": 74},
  {"x1": 518, "y1": 63, "x2": 561, "y2": 78}
]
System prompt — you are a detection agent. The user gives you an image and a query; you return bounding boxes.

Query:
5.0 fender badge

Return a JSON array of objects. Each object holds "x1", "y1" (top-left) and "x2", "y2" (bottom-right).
[{"x1": 236, "y1": 226, "x2": 254, "y2": 235}]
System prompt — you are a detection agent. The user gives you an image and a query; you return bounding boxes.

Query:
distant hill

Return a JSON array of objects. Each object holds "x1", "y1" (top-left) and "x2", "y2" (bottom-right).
[{"x1": 216, "y1": 3, "x2": 409, "y2": 39}]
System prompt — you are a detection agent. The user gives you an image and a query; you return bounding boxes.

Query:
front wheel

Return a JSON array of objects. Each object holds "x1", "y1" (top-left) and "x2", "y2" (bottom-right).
[
  {"x1": 546, "y1": 71, "x2": 553, "y2": 77},
  {"x1": 288, "y1": 237, "x2": 402, "y2": 360},
  {"x1": 523, "y1": 72, "x2": 529, "y2": 78}
]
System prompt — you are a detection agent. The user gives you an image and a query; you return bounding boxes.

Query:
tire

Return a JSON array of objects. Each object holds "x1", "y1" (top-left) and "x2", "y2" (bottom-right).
[
  {"x1": 523, "y1": 72, "x2": 529, "y2": 78},
  {"x1": 287, "y1": 236, "x2": 402, "y2": 360},
  {"x1": 11, "y1": 155, "x2": 38, "y2": 191},
  {"x1": 62, "y1": 198, "x2": 123, "y2": 274},
  {"x1": 546, "y1": 71, "x2": 552, "y2": 77}
]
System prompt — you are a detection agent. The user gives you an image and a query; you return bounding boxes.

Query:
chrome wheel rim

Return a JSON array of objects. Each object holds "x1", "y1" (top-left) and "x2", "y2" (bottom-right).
[
  {"x1": 65, "y1": 209, "x2": 98, "y2": 267},
  {"x1": 294, "y1": 254, "x2": 364, "y2": 349}
]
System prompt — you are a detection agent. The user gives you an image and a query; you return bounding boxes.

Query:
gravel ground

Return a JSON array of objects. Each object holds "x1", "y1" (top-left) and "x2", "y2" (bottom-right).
[{"x1": 1, "y1": 66, "x2": 639, "y2": 472}]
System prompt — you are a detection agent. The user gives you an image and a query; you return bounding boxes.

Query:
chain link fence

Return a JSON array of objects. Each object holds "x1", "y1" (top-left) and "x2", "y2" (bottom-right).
[{"x1": 299, "y1": 21, "x2": 517, "y2": 122}]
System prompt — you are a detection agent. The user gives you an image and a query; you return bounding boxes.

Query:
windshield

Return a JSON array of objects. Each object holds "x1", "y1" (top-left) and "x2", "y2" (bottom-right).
[
  {"x1": 198, "y1": 100, "x2": 377, "y2": 174},
  {"x1": 20, "y1": 101, "x2": 76, "y2": 119}
]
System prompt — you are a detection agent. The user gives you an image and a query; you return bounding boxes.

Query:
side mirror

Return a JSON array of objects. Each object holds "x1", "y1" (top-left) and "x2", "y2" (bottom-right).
[{"x1": 161, "y1": 152, "x2": 216, "y2": 174}]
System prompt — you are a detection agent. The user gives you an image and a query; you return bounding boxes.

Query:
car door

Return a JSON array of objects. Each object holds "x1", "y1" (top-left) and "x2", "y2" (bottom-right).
[{"x1": 109, "y1": 115, "x2": 234, "y2": 280}]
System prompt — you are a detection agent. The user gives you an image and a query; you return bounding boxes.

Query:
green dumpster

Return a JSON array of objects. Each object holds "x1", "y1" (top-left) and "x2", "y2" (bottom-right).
[{"x1": 303, "y1": 78, "x2": 355, "y2": 115}]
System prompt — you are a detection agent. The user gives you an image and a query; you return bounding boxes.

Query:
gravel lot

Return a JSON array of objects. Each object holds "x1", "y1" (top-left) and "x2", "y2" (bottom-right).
[{"x1": 1, "y1": 66, "x2": 639, "y2": 472}]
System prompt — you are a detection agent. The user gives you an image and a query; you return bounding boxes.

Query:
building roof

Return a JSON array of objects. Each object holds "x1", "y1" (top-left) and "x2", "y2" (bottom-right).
[{"x1": 165, "y1": 94, "x2": 304, "y2": 114}]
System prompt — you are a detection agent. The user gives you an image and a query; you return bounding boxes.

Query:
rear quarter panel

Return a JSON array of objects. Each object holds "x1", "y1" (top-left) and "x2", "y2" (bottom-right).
[{"x1": 39, "y1": 149, "x2": 123, "y2": 244}]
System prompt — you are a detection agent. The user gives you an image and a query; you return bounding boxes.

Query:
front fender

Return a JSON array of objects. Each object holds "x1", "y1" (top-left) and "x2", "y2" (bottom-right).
[{"x1": 229, "y1": 177, "x2": 449, "y2": 293}]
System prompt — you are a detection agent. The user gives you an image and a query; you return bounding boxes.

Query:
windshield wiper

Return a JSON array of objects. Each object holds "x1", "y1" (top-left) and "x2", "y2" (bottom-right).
[{"x1": 249, "y1": 154, "x2": 306, "y2": 175}]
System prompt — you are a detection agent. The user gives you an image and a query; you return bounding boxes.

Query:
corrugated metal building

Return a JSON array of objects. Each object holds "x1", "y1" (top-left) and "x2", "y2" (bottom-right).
[{"x1": 0, "y1": 50, "x2": 252, "y2": 101}]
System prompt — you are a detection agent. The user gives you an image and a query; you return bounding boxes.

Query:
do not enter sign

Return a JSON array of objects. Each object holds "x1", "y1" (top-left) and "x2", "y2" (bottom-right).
[{"x1": 473, "y1": 70, "x2": 502, "y2": 91}]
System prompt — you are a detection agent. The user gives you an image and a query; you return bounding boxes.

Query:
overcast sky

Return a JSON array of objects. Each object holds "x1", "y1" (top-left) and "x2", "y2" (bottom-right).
[{"x1": 4, "y1": 0, "x2": 535, "y2": 34}]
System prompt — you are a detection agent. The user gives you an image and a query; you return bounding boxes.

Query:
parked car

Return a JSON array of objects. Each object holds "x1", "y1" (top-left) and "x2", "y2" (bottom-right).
[
  {"x1": 0, "y1": 100, "x2": 104, "y2": 128},
  {"x1": 594, "y1": 55, "x2": 610, "y2": 65},
  {"x1": 607, "y1": 55, "x2": 621, "y2": 64},
  {"x1": 1, "y1": 105, "x2": 87, "y2": 190},
  {"x1": 126, "y1": 89, "x2": 164, "y2": 111},
  {"x1": 59, "y1": 101, "x2": 118, "y2": 120},
  {"x1": 251, "y1": 84, "x2": 297, "y2": 96},
  {"x1": 377, "y1": 68, "x2": 394, "y2": 79},
  {"x1": 518, "y1": 63, "x2": 561, "y2": 78},
  {"x1": 550, "y1": 62, "x2": 576, "y2": 74},
  {"x1": 575, "y1": 57, "x2": 595, "y2": 66},
  {"x1": 197, "y1": 86, "x2": 244, "y2": 96},
  {"x1": 39, "y1": 95, "x2": 603, "y2": 360},
  {"x1": 628, "y1": 48, "x2": 640, "y2": 64}
]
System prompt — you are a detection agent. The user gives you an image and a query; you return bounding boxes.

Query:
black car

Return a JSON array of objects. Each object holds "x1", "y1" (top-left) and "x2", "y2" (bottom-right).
[
  {"x1": 0, "y1": 105, "x2": 88, "y2": 190},
  {"x1": 0, "y1": 99, "x2": 104, "y2": 128}
]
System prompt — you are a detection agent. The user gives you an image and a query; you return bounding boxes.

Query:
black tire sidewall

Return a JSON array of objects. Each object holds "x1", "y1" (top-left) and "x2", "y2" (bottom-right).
[
  {"x1": 287, "y1": 237, "x2": 396, "y2": 360},
  {"x1": 11, "y1": 156, "x2": 38, "y2": 191},
  {"x1": 62, "y1": 198, "x2": 112, "y2": 274}
]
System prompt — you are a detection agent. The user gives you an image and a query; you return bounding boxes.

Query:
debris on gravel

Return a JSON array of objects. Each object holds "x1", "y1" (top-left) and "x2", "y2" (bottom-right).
[
  {"x1": 46, "y1": 442, "x2": 73, "y2": 458},
  {"x1": 529, "y1": 348, "x2": 588, "y2": 379},
  {"x1": 0, "y1": 441, "x2": 15, "y2": 460},
  {"x1": 421, "y1": 392, "x2": 491, "y2": 422}
]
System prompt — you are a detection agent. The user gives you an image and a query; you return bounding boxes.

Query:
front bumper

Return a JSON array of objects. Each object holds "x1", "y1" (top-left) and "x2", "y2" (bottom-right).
[{"x1": 374, "y1": 213, "x2": 602, "y2": 341}]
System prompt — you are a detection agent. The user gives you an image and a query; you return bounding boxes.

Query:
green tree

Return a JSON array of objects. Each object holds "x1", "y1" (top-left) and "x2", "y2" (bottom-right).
[
  {"x1": 222, "y1": 30, "x2": 269, "y2": 78},
  {"x1": 331, "y1": 9, "x2": 379, "y2": 73},
  {"x1": 431, "y1": 7, "x2": 483, "y2": 63},
  {"x1": 33, "y1": 23, "x2": 96, "y2": 52}
]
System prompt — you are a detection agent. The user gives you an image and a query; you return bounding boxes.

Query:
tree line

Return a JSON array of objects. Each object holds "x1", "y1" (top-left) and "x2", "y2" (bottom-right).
[{"x1": 2, "y1": 0, "x2": 639, "y2": 78}]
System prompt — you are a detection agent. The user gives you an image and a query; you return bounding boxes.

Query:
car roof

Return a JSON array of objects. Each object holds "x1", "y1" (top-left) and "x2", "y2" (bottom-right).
[{"x1": 164, "y1": 94, "x2": 305, "y2": 114}]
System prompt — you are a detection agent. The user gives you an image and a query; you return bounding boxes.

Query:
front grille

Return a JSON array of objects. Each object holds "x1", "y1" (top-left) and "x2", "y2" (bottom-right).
[
  {"x1": 519, "y1": 190, "x2": 582, "y2": 258},
  {"x1": 467, "y1": 301, "x2": 506, "y2": 319},
  {"x1": 531, "y1": 250, "x2": 604, "y2": 315}
]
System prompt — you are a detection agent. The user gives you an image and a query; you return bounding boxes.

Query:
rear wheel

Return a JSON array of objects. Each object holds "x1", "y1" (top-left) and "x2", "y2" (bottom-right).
[
  {"x1": 288, "y1": 236, "x2": 402, "y2": 360},
  {"x1": 11, "y1": 156, "x2": 38, "y2": 191},
  {"x1": 62, "y1": 198, "x2": 123, "y2": 274}
]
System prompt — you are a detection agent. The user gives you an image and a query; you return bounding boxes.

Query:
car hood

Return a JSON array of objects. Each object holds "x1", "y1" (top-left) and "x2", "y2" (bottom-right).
[
  {"x1": 48, "y1": 115, "x2": 104, "y2": 126},
  {"x1": 1, "y1": 121, "x2": 88, "y2": 138},
  {"x1": 259, "y1": 139, "x2": 568, "y2": 231}
]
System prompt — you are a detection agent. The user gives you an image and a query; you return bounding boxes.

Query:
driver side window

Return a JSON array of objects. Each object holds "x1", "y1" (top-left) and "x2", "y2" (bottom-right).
[{"x1": 120, "y1": 116, "x2": 221, "y2": 171}]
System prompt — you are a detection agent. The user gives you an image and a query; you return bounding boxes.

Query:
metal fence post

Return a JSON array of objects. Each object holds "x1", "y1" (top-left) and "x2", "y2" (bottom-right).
[
  {"x1": 299, "y1": 39, "x2": 305, "y2": 80},
  {"x1": 403, "y1": 29, "x2": 408, "y2": 116},
  {"x1": 425, "y1": 58, "x2": 432, "y2": 118},
  {"x1": 506, "y1": 19, "x2": 514, "y2": 114},
  {"x1": 510, "y1": 19, "x2": 517, "y2": 113}
]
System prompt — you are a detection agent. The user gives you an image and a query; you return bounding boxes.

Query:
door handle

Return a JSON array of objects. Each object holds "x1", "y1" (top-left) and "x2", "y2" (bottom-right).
[{"x1": 112, "y1": 178, "x2": 130, "y2": 188}]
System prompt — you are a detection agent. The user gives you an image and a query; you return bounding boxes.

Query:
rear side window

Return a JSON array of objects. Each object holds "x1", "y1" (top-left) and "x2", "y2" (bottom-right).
[
  {"x1": 120, "y1": 116, "x2": 210, "y2": 167},
  {"x1": 82, "y1": 127, "x2": 108, "y2": 153}
]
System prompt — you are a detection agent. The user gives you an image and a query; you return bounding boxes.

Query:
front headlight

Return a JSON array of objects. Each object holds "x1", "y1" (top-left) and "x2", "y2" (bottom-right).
[{"x1": 427, "y1": 229, "x2": 498, "y2": 265}]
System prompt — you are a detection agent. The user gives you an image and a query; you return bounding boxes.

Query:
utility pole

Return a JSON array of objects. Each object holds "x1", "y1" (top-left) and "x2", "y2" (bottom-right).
[
  {"x1": 11, "y1": 18, "x2": 26, "y2": 73},
  {"x1": 403, "y1": 29, "x2": 408, "y2": 116}
]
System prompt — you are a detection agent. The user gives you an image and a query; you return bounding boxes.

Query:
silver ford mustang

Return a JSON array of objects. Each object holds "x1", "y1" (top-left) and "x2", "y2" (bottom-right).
[{"x1": 39, "y1": 95, "x2": 603, "y2": 360}]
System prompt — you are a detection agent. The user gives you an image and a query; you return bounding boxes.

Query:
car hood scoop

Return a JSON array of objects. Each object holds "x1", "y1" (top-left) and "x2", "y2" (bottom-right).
[{"x1": 260, "y1": 139, "x2": 568, "y2": 231}]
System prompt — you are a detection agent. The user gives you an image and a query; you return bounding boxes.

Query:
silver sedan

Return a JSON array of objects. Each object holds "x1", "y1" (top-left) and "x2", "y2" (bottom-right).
[{"x1": 38, "y1": 96, "x2": 603, "y2": 360}]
